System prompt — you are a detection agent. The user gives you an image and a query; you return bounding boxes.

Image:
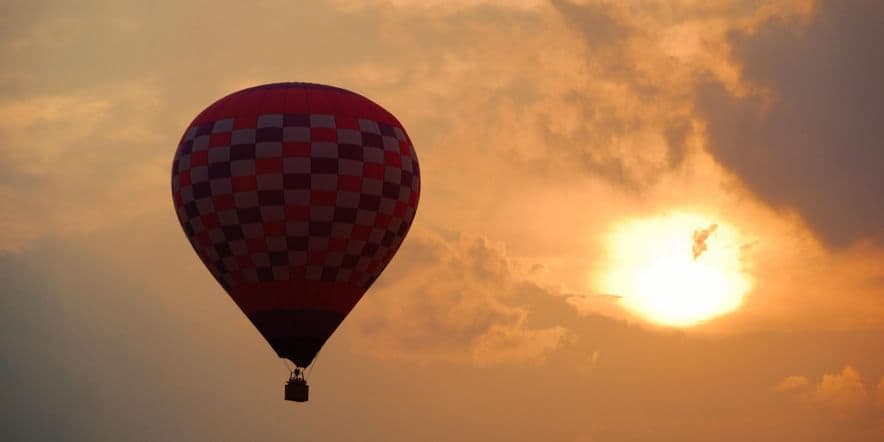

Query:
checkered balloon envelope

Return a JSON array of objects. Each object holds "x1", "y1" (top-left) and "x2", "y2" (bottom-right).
[{"x1": 171, "y1": 83, "x2": 420, "y2": 369}]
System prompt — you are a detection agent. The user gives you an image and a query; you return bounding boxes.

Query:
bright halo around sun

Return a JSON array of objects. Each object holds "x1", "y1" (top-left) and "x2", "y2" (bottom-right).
[{"x1": 598, "y1": 212, "x2": 754, "y2": 327}]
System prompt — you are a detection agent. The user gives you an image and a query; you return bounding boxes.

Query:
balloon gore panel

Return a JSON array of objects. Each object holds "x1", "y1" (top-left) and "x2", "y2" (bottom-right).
[{"x1": 171, "y1": 83, "x2": 420, "y2": 366}]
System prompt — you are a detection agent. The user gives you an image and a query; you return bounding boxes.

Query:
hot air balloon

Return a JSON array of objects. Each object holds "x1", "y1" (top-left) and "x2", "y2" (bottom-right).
[{"x1": 170, "y1": 83, "x2": 420, "y2": 402}]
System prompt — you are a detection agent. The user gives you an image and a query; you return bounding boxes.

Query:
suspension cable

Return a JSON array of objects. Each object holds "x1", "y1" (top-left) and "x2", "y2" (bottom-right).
[{"x1": 304, "y1": 346, "x2": 325, "y2": 381}]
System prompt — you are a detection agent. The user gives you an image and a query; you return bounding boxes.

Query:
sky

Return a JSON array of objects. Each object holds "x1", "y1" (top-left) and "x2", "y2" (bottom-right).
[{"x1": 2, "y1": 0, "x2": 884, "y2": 440}]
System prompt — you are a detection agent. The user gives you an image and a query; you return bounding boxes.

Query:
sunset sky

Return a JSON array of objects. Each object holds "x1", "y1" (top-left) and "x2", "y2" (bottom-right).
[{"x1": 3, "y1": 0, "x2": 884, "y2": 440}]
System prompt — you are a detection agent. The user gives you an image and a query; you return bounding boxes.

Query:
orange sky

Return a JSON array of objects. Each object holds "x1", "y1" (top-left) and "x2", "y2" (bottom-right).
[{"x1": 2, "y1": 0, "x2": 884, "y2": 440}]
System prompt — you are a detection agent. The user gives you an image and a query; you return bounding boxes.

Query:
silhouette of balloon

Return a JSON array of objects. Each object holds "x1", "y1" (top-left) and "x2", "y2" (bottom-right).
[{"x1": 171, "y1": 83, "x2": 420, "y2": 374}]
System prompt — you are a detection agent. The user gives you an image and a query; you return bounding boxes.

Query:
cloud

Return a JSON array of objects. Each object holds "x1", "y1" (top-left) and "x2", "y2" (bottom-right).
[
  {"x1": 550, "y1": 0, "x2": 630, "y2": 47},
  {"x1": 774, "y1": 375, "x2": 810, "y2": 392},
  {"x1": 806, "y1": 365, "x2": 869, "y2": 413},
  {"x1": 349, "y1": 229, "x2": 573, "y2": 365},
  {"x1": 804, "y1": 366, "x2": 869, "y2": 414},
  {"x1": 775, "y1": 365, "x2": 877, "y2": 420},
  {"x1": 695, "y1": 0, "x2": 884, "y2": 247},
  {"x1": 0, "y1": 81, "x2": 170, "y2": 252},
  {"x1": 542, "y1": 0, "x2": 727, "y2": 191}
]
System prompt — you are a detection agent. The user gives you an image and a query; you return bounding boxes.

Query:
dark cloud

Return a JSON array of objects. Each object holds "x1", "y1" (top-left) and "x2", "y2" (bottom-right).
[
  {"x1": 696, "y1": 1, "x2": 884, "y2": 247},
  {"x1": 544, "y1": 0, "x2": 693, "y2": 190},
  {"x1": 664, "y1": 119, "x2": 692, "y2": 169},
  {"x1": 536, "y1": 109, "x2": 692, "y2": 191},
  {"x1": 549, "y1": 0, "x2": 628, "y2": 46}
]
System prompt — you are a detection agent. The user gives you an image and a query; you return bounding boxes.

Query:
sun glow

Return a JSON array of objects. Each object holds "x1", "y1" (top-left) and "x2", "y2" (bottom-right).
[{"x1": 598, "y1": 212, "x2": 754, "y2": 327}]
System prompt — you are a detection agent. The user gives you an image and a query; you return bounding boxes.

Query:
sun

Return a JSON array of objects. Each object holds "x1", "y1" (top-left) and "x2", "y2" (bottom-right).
[{"x1": 597, "y1": 212, "x2": 754, "y2": 327}]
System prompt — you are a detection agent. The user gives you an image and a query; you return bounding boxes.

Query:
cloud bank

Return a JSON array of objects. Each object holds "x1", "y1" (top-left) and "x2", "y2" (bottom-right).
[{"x1": 696, "y1": 0, "x2": 884, "y2": 247}]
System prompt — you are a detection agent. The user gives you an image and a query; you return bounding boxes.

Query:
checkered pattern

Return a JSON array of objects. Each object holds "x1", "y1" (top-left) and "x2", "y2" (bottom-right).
[{"x1": 171, "y1": 84, "x2": 420, "y2": 304}]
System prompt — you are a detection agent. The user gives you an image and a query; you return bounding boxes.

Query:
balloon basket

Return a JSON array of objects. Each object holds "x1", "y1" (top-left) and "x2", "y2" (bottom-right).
[{"x1": 285, "y1": 378, "x2": 309, "y2": 402}]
